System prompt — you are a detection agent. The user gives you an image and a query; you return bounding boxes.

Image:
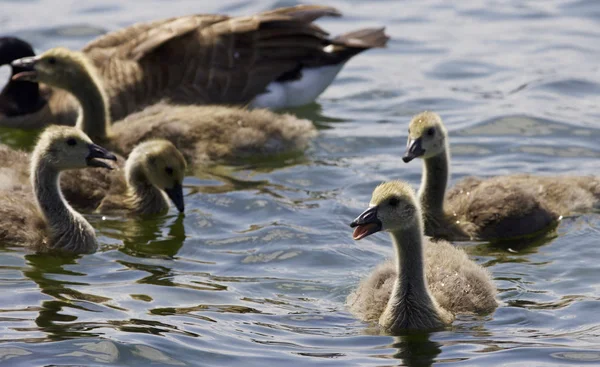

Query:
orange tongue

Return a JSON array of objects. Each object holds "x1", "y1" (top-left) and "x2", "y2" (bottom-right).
[
  {"x1": 11, "y1": 71, "x2": 36, "y2": 81},
  {"x1": 352, "y1": 223, "x2": 378, "y2": 240}
]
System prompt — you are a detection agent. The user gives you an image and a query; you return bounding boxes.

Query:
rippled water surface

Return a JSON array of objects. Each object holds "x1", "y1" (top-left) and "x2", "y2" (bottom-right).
[{"x1": 2, "y1": 0, "x2": 600, "y2": 366}]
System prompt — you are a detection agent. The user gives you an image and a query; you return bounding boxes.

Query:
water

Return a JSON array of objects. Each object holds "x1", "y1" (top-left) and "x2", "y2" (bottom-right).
[{"x1": 1, "y1": 0, "x2": 600, "y2": 365}]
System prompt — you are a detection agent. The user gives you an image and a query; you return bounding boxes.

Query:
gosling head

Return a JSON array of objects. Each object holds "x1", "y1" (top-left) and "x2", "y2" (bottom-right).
[
  {"x1": 10, "y1": 47, "x2": 93, "y2": 91},
  {"x1": 402, "y1": 111, "x2": 447, "y2": 163},
  {"x1": 34, "y1": 126, "x2": 117, "y2": 170},
  {"x1": 128, "y1": 140, "x2": 187, "y2": 213},
  {"x1": 350, "y1": 181, "x2": 420, "y2": 240}
]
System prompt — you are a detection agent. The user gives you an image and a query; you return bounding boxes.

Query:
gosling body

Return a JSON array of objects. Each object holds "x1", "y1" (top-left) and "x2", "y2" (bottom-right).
[
  {"x1": 0, "y1": 126, "x2": 116, "y2": 254},
  {"x1": 401, "y1": 111, "x2": 590, "y2": 241},
  {"x1": 347, "y1": 181, "x2": 497, "y2": 332}
]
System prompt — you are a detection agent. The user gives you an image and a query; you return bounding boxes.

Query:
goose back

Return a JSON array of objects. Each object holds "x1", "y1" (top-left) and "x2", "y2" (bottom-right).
[{"x1": 1, "y1": 5, "x2": 389, "y2": 128}]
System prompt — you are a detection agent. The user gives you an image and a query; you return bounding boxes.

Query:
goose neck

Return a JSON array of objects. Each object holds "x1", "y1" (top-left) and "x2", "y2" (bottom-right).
[
  {"x1": 389, "y1": 223, "x2": 430, "y2": 301},
  {"x1": 420, "y1": 148, "x2": 449, "y2": 218},
  {"x1": 31, "y1": 159, "x2": 97, "y2": 253},
  {"x1": 72, "y1": 71, "x2": 111, "y2": 140},
  {"x1": 126, "y1": 163, "x2": 169, "y2": 215}
]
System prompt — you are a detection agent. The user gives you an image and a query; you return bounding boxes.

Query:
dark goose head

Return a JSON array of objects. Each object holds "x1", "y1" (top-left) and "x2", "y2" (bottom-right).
[{"x1": 0, "y1": 37, "x2": 45, "y2": 116}]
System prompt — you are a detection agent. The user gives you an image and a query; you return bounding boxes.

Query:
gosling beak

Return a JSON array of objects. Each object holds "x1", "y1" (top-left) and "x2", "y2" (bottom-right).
[
  {"x1": 402, "y1": 137, "x2": 425, "y2": 163},
  {"x1": 350, "y1": 206, "x2": 382, "y2": 240},
  {"x1": 164, "y1": 182, "x2": 185, "y2": 213},
  {"x1": 86, "y1": 143, "x2": 117, "y2": 169},
  {"x1": 11, "y1": 56, "x2": 39, "y2": 81}
]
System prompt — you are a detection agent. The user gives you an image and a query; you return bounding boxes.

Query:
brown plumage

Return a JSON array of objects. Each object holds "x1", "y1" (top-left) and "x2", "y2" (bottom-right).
[
  {"x1": 402, "y1": 111, "x2": 600, "y2": 242},
  {"x1": 0, "y1": 5, "x2": 389, "y2": 129},
  {"x1": 12, "y1": 47, "x2": 317, "y2": 166},
  {"x1": 347, "y1": 181, "x2": 497, "y2": 332},
  {"x1": 0, "y1": 141, "x2": 187, "y2": 216},
  {"x1": 0, "y1": 126, "x2": 116, "y2": 254}
]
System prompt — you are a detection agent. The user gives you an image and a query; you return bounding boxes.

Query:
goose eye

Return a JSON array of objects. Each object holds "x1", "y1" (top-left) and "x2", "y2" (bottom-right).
[
  {"x1": 66, "y1": 138, "x2": 77, "y2": 146},
  {"x1": 426, "y1": 127, "x2": 435, "y2": 137},
  {"x1": 165, "y1": 167, "x2": 174, "y2": 176},
  {"x1": 48, "y1": 57, "x2": 56, "y2": 65},
  {"x1": 389, "y1": 197, "x2": 399, "y2": 207}
]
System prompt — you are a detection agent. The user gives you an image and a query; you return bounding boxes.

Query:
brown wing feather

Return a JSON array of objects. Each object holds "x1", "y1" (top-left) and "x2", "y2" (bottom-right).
[{"x1": 3, "y1": 6, "x2": 388, "y2": 129}]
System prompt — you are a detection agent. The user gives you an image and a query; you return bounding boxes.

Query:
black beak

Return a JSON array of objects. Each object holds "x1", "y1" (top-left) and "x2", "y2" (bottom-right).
[
  {"x1": 350, "y1": 206, "x2": 382, "y2": 240},
  {"x1": 11, "y1": 56, "x2": 39, "y2": 81},
  {"x1": 86, "y1": 143, "x2": 117, "y2": 169},
  {"x1": 164, "y1": 182, "x2": 185, "y2": 213},
  {"x1": 402, "y1": 137, "x2": 425, "y2": 163}
]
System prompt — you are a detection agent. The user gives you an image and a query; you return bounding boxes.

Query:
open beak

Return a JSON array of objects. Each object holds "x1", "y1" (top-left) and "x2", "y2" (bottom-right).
[
  {"x1": 164, "y1": 182, "x2": 185, "y2": 213},
  {"x1": 402, "y1": 137, "x2": 425, "y2": 163},
  {"x1": 11, "y1": 56, "x2": 39, "y2": 81},
  {"x1": 86, "y1": 143, "x2": 117, "y2": 169},
  {"x1": 350, "y1": 206, "x2": 382, "y2": 240}
]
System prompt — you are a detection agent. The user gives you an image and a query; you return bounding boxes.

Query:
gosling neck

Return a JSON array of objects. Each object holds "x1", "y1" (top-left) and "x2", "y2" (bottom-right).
[
  {"x1": 389, "y1": 222, "x2": 430, "y2": 301},
  {"x1": 126, "y1": 163, "x2": 170, "y2": 216},
  {"x1": 31, "y1": 159, "x2": 97, "y2": 253},
  {"x1": 70, "y1": 70, "x2": 111, "y2": 140},
  {"x1": 419, "y1": 145, "x2": 449, "y2": 219},
  {"x1": 380, "y1": 217, "x2": 444, "y2": 330}
]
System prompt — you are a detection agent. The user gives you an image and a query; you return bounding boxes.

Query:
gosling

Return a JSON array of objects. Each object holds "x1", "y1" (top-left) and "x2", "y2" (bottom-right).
[
  {"x1": 12, "y1": 48, "x2": 317, "y2": 165},
  {"x1": 94, "y1": 140, "x2": 187, "y2": 215},
  {"x1": 0, "y1": 140, "x2": 186, "y2": 215},
  {"x1": 0, "y1": 126, "x2": 116, "y2": 254},
  {"x1": 347, "y1": 181, "x2": 497, "y2": 332},
  {"x1": 399, "y1": 111, "x2": 596, "y2": 241}
]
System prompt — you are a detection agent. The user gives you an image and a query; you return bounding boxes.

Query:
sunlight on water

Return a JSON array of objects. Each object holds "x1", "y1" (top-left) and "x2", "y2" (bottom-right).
[{"x1": 1, "y1": 0, "x2": 600, "y2": 365}]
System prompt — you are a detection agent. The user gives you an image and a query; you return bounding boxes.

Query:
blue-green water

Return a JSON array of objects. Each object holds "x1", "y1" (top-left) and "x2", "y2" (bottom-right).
[{"x1": 2, "y1": 0, "x2": 600, "y2": 366}]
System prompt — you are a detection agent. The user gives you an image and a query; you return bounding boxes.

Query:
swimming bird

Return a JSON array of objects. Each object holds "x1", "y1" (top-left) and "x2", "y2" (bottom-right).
[
  {"x1": 402, "y1": 111, "x2": 572, "y2": 241},
  {"x1": 12, "y1": 47, "x2": 317, "y2": 165},
  {"x1": 0, "y1": 140, "x2": 186, "y2": 215},
  {"x1": 94, "y1": 140, "x2": 187, "y2": 215},
  {"x1": 0, "y1": 126, "x2": 116, "y2": 254},
  {"x1": 347, "y1": 181, "x2": 497, "y2": 332},
  {"x1": 0, "y1": 5, "x2": 389, "y2": 128}
]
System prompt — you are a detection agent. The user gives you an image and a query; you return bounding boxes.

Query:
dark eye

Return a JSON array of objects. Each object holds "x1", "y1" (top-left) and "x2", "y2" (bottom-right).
[
  {"x1": 389, "y1": 197, "x2": 399, "y2": 207},
  {"x1": 165, "y1": 167, "x2": 173, "y2": 176},
  {"x1": 427, "y1": 127, "x2": 435, "y2": 137},
  {"x1": 48, "y1": 57, "x2": 56, "y2": 65},
  {"x1": 66, "y1": 138, "x2": 77, "y2": 146}
]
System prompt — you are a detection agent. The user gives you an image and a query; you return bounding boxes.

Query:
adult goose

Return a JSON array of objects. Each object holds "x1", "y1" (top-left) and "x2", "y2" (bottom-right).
[
  {"x1": 12, "y1": 47, "x2": 317, "y2": 165},
  {"x1": 0, "y1": 5, "x2": 389, "y2": 128},
  {"x1": 347, "y1": 181, "x2": 497, "y2": 332}
]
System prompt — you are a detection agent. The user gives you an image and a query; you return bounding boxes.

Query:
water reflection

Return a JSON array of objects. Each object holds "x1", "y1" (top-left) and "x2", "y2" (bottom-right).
[
  {"x1": 100, "y1": 214, "x2": 186, "y2": 259},
  {"x1": 390, "y1": 333, "x2": 442, "y2": 367},
  {"x1": 23, "y1": 253, "x2": 105, "y2": 340}
]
